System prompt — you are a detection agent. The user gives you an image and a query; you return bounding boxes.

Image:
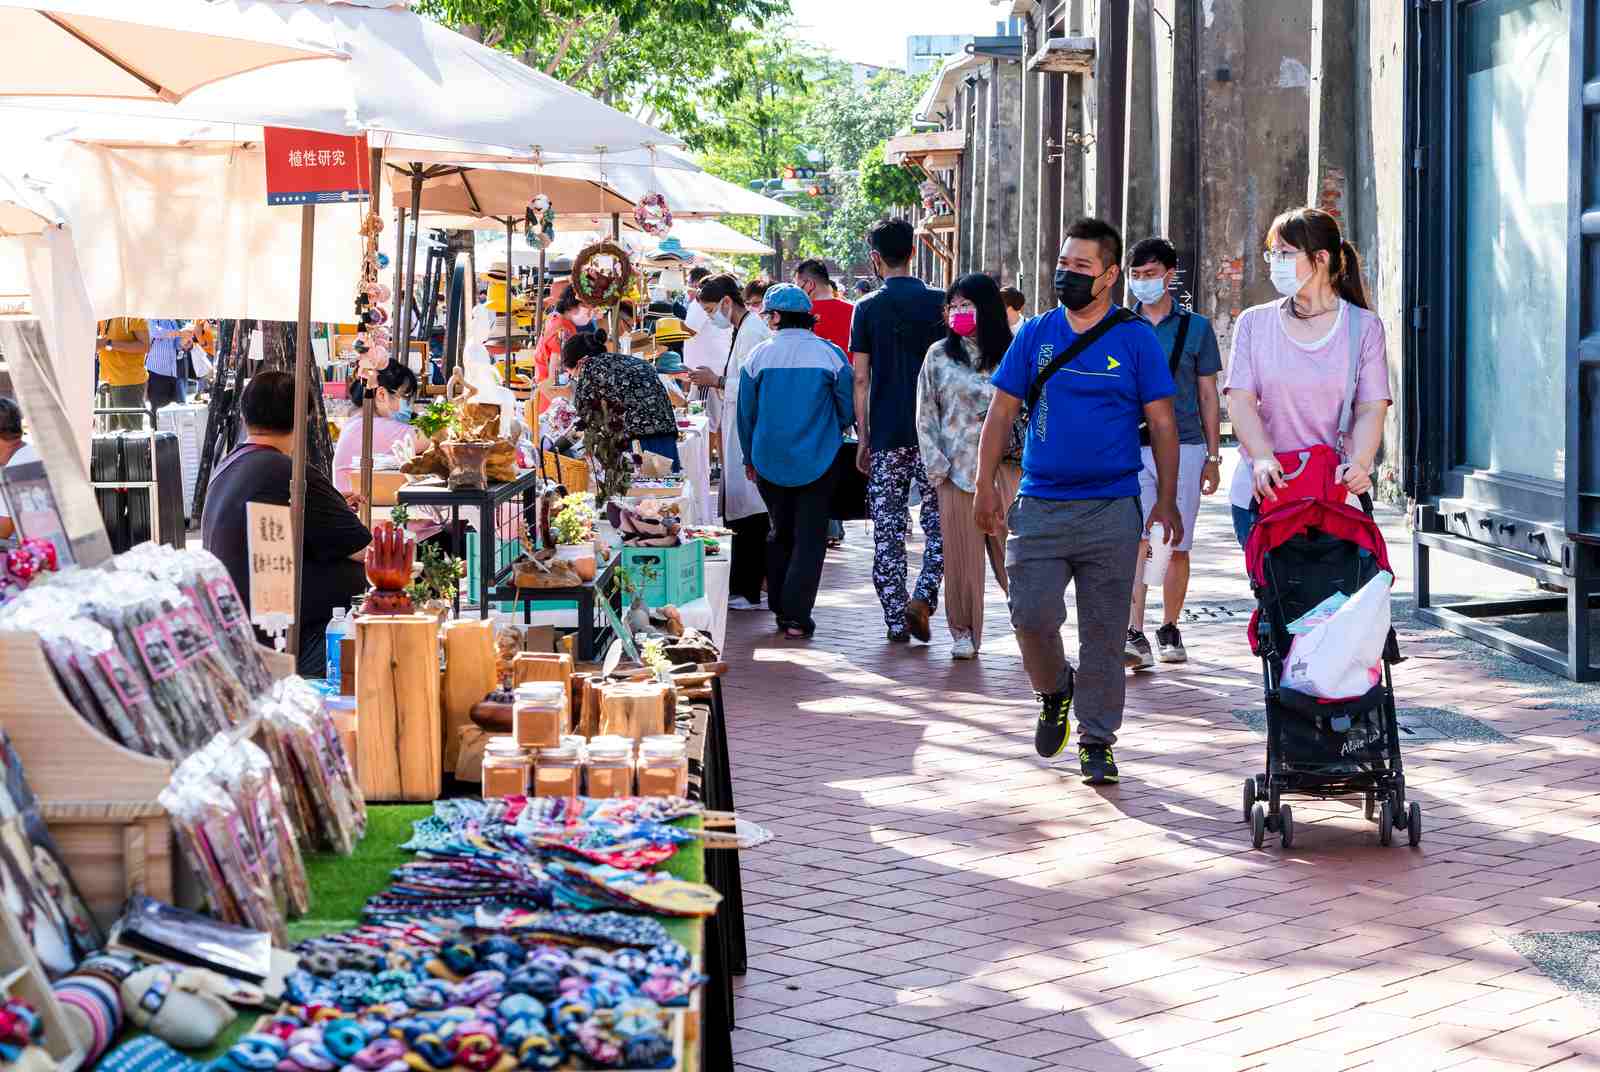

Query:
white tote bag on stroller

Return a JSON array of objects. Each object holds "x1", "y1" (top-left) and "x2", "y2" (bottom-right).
[{"x1": 1280, "y1": 571, "x2": 1393, "y2": 700}]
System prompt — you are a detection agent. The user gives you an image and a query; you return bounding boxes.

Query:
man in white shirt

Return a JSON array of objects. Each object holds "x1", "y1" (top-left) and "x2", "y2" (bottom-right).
[{"x1": 0, "y1": 398, "x2": 39, "y2": 540}]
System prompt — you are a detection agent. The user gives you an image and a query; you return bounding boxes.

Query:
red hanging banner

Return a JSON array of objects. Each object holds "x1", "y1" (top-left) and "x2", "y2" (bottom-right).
[{"x1": 263, "y1": 127, "x2": 371, "y2": 205}]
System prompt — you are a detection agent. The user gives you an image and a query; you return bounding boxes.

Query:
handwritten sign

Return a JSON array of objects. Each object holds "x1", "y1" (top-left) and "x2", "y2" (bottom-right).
[
  {"x1": 246, "y1": 502, "x2": 295, "y2": 634},
  {"x1": 263, "y1": 127, "x2": 370, "y2": 206},
  {"x1": 1, "y1": 460, "x2": 74, "y2": 567}
]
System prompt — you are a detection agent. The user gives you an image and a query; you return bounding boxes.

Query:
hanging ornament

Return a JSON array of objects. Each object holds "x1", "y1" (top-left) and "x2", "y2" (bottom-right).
[
  {"x1": 524, "y1": 194, "x2": 556, "y2": 250},
  {"x1": 354, "y1": 205, "x2": 385, "y2": 384},
  {"x1": 633, "y1": 192, "x2": 672, "y2": 238},
  {"x1": 570, "y1": 240, "x2": 634, "y2": 309}
]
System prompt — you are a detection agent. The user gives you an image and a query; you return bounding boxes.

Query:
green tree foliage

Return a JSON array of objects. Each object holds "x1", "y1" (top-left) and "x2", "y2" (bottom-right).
[{"x1": 418, "y1": 0, "x2": 788, "y2": 143}]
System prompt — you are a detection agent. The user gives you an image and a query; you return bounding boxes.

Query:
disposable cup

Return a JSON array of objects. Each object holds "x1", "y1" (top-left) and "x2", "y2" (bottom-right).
[{"x1": 1145, "y1": 523, "x2": 1174, "y2": 587}]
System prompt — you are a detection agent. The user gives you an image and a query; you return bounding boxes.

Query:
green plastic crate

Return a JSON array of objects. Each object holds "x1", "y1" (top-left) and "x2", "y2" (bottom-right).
[
  {"x1": 620, "y1": 541, "x2": 705, "y2": 608},
  {"x1": 465, "y1": 532, "x2": 523, "y2": 612}
]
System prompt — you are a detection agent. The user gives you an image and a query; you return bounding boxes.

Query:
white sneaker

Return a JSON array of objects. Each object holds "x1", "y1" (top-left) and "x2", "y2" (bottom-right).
[
  {"x1": 728, "y1": 596, "x2": 763, "y2": 611},
  {"x1": 951, "y1": 635, "x2": 977, "y2": 660}
]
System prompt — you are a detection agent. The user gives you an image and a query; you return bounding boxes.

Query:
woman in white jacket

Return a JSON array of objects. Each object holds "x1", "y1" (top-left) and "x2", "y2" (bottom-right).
[{"x1": 688, "y1": 274, "x2": 772, "y2": 610}]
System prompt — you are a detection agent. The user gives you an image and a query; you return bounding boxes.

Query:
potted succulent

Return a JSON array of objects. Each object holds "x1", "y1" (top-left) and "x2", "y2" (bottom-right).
[{"x1": 550, "y1": 493, "x2": 597, "y2": 582}]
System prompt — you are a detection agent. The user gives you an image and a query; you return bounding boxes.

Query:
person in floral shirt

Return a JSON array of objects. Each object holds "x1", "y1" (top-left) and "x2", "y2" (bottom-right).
[
  {"x1": 915, "y1": 273, "x2": 1024, "y2": 659},
  {"x1": 564, "y1": 330, "x2": 681, "y2": 469}
]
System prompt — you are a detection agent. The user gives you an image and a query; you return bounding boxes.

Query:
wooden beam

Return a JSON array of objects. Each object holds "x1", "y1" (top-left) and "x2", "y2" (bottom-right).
[
  {"x1": 916, "y1": 229, "x2": 953, "y2": 266},
  {"x1": 1029, "y1": 35, "x2": 1096, "y2": 75}
]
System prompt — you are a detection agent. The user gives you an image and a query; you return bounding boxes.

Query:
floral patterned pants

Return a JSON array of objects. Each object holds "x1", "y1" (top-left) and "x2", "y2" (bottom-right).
[{"x1": 867, "y1": 446, "x2": 945, "y2": 633}]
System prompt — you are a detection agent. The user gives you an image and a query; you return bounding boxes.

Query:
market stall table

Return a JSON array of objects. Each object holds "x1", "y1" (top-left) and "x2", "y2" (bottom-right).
[
  {"x1": 498, "y1": 556, "x2": 622, "y2": 662},
  {"x1": 676, "y1": 413, "x2": 712, "y2": 526},
  {"x1": 395, "y1": 468, "x2": 541, "y2": 618}
]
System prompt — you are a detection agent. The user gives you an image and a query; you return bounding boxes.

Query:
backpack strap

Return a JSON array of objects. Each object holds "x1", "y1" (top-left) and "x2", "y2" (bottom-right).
[
  {"x1": 1337, "y1": 303, "x2": 1360, "y2": 452},
  {"x1": 1024, "y1": 306, "x2": 1138, "y2": 413},
  {"x1": 1168, "y1": 311, "x2": 1191, "y2": 377}
]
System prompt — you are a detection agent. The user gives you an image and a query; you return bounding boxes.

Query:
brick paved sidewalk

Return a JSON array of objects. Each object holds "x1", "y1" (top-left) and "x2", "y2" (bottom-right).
[{"x1": 720, "y1": 495, "x2": 1600, "y2": 1071}]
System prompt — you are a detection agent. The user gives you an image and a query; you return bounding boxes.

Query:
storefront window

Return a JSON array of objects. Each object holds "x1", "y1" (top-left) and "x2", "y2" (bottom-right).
[{"x1": 1460, "y1": 0, "x2": 1569, "y2": 482}]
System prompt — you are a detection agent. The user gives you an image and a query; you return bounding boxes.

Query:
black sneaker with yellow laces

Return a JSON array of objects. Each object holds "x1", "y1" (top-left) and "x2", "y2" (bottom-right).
[
  {"x1": 1033, "y1": 667, "x2": 1075, "y2": 758},
  {"x1": 1079, "y1": 744, "x2": 1119, "y2": 785}
]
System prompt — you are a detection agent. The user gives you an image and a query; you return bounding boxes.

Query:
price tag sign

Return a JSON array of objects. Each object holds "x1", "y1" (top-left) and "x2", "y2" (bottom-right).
[
  {"x1": 263, "y1": 127, "x2": 371, "y2": 206},
  {"x1": 245, "y1": 502, "x2": 295, "y2": 631}
]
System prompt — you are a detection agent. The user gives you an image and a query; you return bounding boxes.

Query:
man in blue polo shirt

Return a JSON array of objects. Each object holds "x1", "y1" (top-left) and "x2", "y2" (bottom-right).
[{"x1": 975, "y1": 217, "x2": 1184, "y2": 785}]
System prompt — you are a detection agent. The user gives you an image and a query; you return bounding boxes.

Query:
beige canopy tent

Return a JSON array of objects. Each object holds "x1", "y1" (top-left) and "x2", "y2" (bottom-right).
[{"x1": 0, "y1": 0, "x2": 341, "y2": 103}]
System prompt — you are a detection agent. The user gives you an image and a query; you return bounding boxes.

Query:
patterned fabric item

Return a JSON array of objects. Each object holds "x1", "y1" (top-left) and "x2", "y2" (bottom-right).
[
  {"x1": 95, "y1": 1034, "x2": 200, "y2": 1072},
  {"x1": 572, "y1": 352, "x2": 677, "y2": 439},
  {"x1": 54, "y1": 972, "x2": 124, "y2": 1064},
  {"x1": 867, "y1": 446, "x2": 945, "y2": 632},
  {"x1": 914, "y1": 337, "x2": 1025, "y2": 493}
]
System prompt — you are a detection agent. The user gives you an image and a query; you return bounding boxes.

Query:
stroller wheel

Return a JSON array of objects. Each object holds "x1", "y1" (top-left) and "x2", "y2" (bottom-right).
[
  {"x1": 1391, "y1": 789, "x2": 1408, "y2": 829},
  {"x1": 1364, "y1": 791, "x2": 1376, "y2": 822},
  {"x1": 1242, "y1": 778, "x2": 1257, "y2": 823},
  {"x1": 1250, "y1": 803, "x2": 1266, "y2": 849},
  {"x1": 1407, "y1": 802, "x2": 1422, "y2": 847},
  {"x1": 1279, "y1": 804, "x2": 1294, "y2": 849},
  {"x1": 1378, "y1": 800, "x2": 1394, "y2": 847}
]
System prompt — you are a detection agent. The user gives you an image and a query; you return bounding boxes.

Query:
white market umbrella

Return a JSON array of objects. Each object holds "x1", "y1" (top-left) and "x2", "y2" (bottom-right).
[
  {"x1": 666, "y1": 219, "x2": 775, "y2": 256},
  {"x1": 129, "y1": 0, "x2": 682, "y2": 158},
  {"x1": 0, "y1": 0, "x2": 342, "y2": 102},
  {"x1": 517, "y1": 149, "x2": 802, "y2": 219}
]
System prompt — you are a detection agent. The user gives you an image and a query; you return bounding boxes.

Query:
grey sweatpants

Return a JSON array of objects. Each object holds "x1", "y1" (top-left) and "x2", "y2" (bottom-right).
[{"x1": 1005, "y1": 495, "x2": 1142, "y2": 746}]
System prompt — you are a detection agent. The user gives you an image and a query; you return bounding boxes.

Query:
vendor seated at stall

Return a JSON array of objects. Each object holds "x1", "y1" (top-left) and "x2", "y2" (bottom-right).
[
  {"x1": 332, "y1": 360, "x2": 419, "y2": 493},
  {"x1": 202, "y1": 370, "x2": 372, "y2": 678},
  {"x1": 0, "y1": 398, "x2": 37, "y2": 541},
  {"x1": 565, "y1": 330, "x2": 682, "y2": 471}
]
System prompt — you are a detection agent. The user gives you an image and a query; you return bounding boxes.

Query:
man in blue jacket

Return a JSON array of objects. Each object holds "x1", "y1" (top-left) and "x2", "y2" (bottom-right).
[
  {"x1": 975, "y1": 218, "x2": 1185, "y2": 785},
  {"x1": 738, "y1": 284, "x2": 855, "y2": 640}
]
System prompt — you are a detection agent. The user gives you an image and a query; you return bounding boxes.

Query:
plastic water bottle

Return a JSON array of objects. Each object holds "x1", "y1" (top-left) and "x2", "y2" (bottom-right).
[
  {"x1": 1145, "y1": 524, "x2": 1175, "y2": 587},
  {"x1": 325, "y1": 608, "x2": 349, "y2": 687}
]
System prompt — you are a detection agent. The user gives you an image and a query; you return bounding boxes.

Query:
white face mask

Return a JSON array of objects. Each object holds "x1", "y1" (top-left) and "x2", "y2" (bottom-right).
[
  {"x1": 1127, "y1": 275, "x2": 1168, "y2": 305},
  {"x1": 708, "y1": 303, "x2": 732, "y2": 330},
  {"x1": 1270, "y1": 257, "x2": 1308, "y2": 298}
]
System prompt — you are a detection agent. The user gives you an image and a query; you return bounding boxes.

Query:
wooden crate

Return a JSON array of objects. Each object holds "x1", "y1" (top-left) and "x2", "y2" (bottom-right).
[{"x1": 0, "y1": 631, "x2": 176, "y2": 926}]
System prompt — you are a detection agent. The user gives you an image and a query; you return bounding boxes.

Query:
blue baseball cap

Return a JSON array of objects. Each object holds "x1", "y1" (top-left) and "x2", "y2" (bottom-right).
[{"x1": 761, "y1": 283, "x2": 812, "y2": 313}]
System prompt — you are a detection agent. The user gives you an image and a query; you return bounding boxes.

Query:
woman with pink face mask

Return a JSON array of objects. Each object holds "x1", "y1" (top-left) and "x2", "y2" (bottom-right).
[
  {"x1": 531, "y1": 286, "x2": 594, "y2": 414},
  {"x1": 914, "y1": 273, "x2": 1026, "y2": 659}
]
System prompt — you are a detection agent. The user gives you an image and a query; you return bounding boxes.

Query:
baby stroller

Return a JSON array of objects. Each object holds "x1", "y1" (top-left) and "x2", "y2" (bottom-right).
[{"x1": 1240, "y1": 448, "x2": 1416, "y2": 849}]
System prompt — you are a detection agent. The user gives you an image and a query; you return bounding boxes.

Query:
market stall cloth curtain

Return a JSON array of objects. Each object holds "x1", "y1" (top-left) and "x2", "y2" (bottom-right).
[
  {"x1": 0, "y1": 317, "x2": 113, "y2": 566},
  {"x1": 57, "y1": 142, "x2": 363, "y2": 323},
  {"x1": 16, "y1": 225, "x2": 95, "y2": 472}
]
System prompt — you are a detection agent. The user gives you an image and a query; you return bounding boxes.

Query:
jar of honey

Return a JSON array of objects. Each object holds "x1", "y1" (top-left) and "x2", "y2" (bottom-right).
[
  {"x1": 532, "y1": 743, "x2": 582, "y2": 798},
  {"x1": 481, "y1": 737, "x2": 531, "y2": 798},
  {"x1": 513, "y1": 682, "x2": 566, "y2": 749},
  {"x1": 636, "y1": 735, "x2": 688, "y2": 798},
  {"x1": 585, "y1": 735, "x2": 634, "y2": 799}
]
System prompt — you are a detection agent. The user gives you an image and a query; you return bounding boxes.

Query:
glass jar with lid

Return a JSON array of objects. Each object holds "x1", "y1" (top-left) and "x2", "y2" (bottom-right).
[
  {"x1": 636, "y1": 735, "x2": 688, "y2": 798},
  {"x1": 481, "y1": 737, "x2": 531, "y2": 798},
  {"x1": 585, "y1": 735, "x2": 635, "y2": 799},
  {"x1": 513, "y1": 681, "x2": 566, "y2": 749},
  {"x1": 532, "y1": 743, "x2": 582, "y2": 797}
]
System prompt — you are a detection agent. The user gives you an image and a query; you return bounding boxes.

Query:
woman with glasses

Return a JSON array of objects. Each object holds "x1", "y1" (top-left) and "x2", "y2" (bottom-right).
[{"x1": 1224, "y1": 207, "x2": 1391, "y2": 547}]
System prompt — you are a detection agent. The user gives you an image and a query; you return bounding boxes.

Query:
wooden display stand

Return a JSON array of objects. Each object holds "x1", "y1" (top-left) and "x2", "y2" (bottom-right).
[
  {"x1": 0, "y1": 885, "x2": 85, "y2": 1070},
  {"x1": 0, "y1": 631, "x2": 175, "y2": 924},
  {"x1": 598, "y1": 681, "x2": 671, "y2": 741},
  {"x1": 512, "y1": 651, "x2": 572, "y2": 687},
  {"x1": 441, "y1": 619, "x2": 497, "y2": 774},
  {"x1": 355, "y1": 614, "x2": 443, "y2": 801}
]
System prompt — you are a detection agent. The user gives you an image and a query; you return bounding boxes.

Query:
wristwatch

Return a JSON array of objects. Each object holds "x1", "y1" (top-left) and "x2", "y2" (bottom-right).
[{"x1": 1205, "y1": 453, "x2": 1223, "y2": 464}]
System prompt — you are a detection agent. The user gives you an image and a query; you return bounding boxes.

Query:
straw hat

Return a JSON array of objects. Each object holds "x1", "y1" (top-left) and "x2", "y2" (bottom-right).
[{"x1": 651, "y1": 317, "x2": 694, "y2": 344}]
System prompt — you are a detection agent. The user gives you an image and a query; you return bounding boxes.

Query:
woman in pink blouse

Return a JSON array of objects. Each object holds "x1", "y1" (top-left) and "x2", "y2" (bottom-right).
[
  {"x1": 1225, "y1": 207, "x2": 1391, "y2": 547},
  {"x1": 334, "y1": 361, "x2": 419, "y2": 495}
]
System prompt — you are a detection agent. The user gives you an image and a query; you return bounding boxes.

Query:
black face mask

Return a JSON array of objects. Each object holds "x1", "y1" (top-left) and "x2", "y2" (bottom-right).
[{"x1": 1054, "y1": 267, "x2": 1102, "y2": 312}]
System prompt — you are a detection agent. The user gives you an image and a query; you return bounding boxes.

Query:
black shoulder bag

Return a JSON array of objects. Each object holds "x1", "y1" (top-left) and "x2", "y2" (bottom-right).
[
  {"x1": 1023, "y1": 306, "x2": 1139, "y2": 415},
  {"x1": 1138, "y1": 309, "x2": 1190, "y2": 446}
]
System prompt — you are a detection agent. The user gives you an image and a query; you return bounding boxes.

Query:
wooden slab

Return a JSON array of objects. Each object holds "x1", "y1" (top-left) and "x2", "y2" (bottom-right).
[
  {"x1": 442, "y1": 619, "x2": 497, "y2": 774},
  {"x1": 355, "y1": 615, "x2": 443, "y2": 802}
]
